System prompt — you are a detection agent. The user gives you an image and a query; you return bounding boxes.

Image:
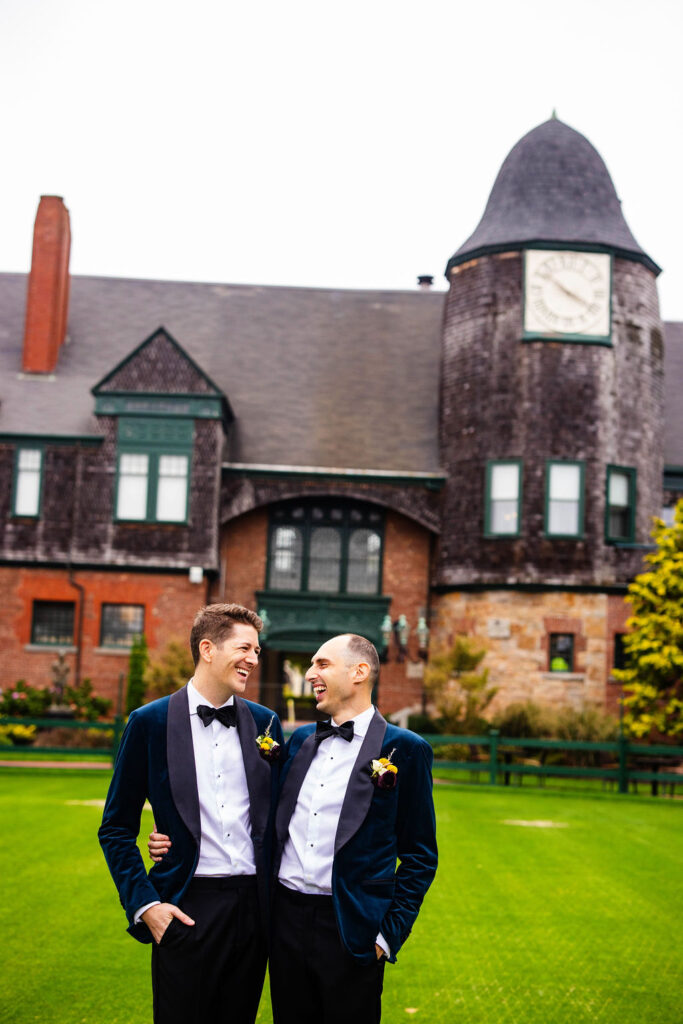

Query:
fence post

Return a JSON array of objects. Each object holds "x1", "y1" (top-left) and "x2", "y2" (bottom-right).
[
  {"x1": 618, "y1": 732, "x2": 629, "y2": 794},
  {"x1": 112, "y1": 714, "x2": 124, "y2": 764},
  {"x1": 489, "y1": 729, "x2": 499, "y2": 786}
]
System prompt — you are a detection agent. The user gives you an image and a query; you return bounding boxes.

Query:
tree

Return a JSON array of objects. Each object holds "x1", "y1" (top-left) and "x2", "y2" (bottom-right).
[
  {"x1": 423, "y1": 636, "x2": 497, "y2": 733},
  {"x1": 145, "y1": 638, "x2": 195, "y2": 701},
  {"x1": 125, "y1": 634, "x2": 149, "y2": 714},
  {"x1": 613, "y1": 501, "x2": 683, "y2": 739}
]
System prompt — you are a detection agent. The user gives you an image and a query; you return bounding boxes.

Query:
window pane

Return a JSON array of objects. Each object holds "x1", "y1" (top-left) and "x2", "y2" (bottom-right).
[
  {"x1": 117, "y1": 454, "x2": 149, "y2": 520},
  {"x1": 609, "y1": 508, "x2": 630, "y2": 539},
  {"x1": 609, "y1": 471, "x2": 629, "y2": 507},
  {"x1": 156, "y1": 455, "x2": 188, "y2": 522},
  {"x1": 270, "y1": 526, "x2": 303, "y2": 590},
  {"x1": 549, "y1": 633, "x2": 574, "y2": 672},
  {"x1": 100, "y1": 604, "x2": 145, "y2": 647},
  {"x1": 347, "y1": 529, "x2": 381, "y2": 594},
  {"x1": 491, "y1": 464, "x2": 519, "y2": 500},
  {"x1": 550, "y1": 464, "x2": 580, "y2": 500},
  {"x1": 491, "y1": 500, "x2": 518, "y2": 534},
  {"x1": 308, "y1": 527, "x2": 341, "y2": 592},
  {"x1": 31, "y1": 601, "x2": 75, "y2": 645},
  {"x1": 15, "y1": 449, "x2": 42, "y2": 516},
  {"x1": 548, "y1": 501, "x2": 580, "y2": 535}
]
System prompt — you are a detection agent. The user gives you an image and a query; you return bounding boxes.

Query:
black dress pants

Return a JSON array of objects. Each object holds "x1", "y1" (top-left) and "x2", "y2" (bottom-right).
[
  {"x1": 269, "y1": 883, "x2": 385, "y2": 1024},
  {"x1": 151, "y1": 876, "x2": 267, "y2": 1024}
]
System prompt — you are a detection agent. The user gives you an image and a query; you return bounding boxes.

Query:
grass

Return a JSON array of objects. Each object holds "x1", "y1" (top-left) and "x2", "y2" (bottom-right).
[{"x1": 1, "y1": 770, "x2": 682, "y2": 1023}]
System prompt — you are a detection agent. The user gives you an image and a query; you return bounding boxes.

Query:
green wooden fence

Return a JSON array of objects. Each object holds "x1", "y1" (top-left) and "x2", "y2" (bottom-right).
[
  {"x1": 2, "y1": 717, "x2": 683, "y2": 796},
  {"x1": 425, "y1": 730, "x2": 683, "y2": 795}
]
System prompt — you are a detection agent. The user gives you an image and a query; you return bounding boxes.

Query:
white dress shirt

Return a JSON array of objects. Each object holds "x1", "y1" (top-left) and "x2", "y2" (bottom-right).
[
  {"x1": 134, "y1": 680, "x2": 255, "y2": 924},
  {"x1": 278, "y1": 705, "x2": 390, "y2": 956}
]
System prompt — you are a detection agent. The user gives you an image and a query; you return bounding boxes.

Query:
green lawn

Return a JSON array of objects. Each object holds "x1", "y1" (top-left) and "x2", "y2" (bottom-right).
[{"x1": 1, "y1": 770, "x2": 682, "y2": 1023}]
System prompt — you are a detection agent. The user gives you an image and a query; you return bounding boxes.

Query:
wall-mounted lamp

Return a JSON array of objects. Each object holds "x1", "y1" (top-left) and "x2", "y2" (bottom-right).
[
  {"x1": 258, "y1": 608, "x2": 271, "y2": 645},
  {"x1": 381, "y1": 613, "x2": 430, "y2": 663}
]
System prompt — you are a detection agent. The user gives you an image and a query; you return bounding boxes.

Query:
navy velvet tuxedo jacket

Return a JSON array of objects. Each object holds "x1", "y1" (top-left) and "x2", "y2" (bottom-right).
[
  {"x1": 273, "y1": 710, "x2": 437, "y2": 966},
  {"x1": 98, "y1": 686, "x2": 283, "y2": 943}
]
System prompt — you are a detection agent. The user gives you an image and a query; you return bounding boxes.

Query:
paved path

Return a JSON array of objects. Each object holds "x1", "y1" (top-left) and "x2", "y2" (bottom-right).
[{"x1": 0, "y1": 759, "x2": 112, "y2": 770}]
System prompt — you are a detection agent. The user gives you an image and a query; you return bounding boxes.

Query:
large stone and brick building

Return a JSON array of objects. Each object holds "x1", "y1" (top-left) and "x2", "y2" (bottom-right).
[{"x1": 1, "y1": 118, "x2": 681, "y2": 719}]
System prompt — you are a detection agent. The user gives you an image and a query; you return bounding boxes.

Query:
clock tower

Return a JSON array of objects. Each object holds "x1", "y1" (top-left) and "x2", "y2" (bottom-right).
[{"x1": 434, "y1": 116, "x2": 665, "y2": 711}]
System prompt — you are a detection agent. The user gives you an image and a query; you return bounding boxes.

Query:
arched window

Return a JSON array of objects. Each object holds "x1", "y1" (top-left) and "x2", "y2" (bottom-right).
[{"x1": 267, "y1": 501, "x2": 384, "y2": 595}]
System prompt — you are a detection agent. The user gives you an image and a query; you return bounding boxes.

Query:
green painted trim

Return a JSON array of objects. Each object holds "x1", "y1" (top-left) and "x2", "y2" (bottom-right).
[
  {"x1": 484, "y1": 459, "x2": 523, "y2": 538},
  {"x1": 255, "y1": 589, "x2": 391, "y2": 649},
  {"x1": 521, "y1": 249, "x2": 613, "y2": 346},
  {"x1": 431, "y1": 581, "x2": 631, "y2": 595},
  {"x1": 11, "y1": 444, "x2": 44, "y2": 519},
  {"x1": 0, "y1": 434, "x2": 103, "y2": 447},
  {"x1": 223, "y1": 463, "x2": 447, "y2": 489},
  {"x1": 663, "y1": 465, "x2": 683, "y2": 490},
  {"x1": 94, "y1": 393, "x2": 226, "y2": 420},
  {"x1": 544, "y1": 459, "x2": 585, "y2": 539},
  {"x1": 0, "y1": 558, "x2": 218, "y2": 575},
  {"x1": 605, "y1": 464, "x2": 637, "y2": 543},
  {"x1": 445, "y1": 238, "x2": 660, "y2": 277}
]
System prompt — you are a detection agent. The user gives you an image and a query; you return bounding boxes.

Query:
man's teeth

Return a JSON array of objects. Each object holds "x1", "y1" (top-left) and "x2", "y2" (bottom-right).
[
  {"x1": 313, "y1": 685, "x2": 326, "y2": 694},
  {"x1": 236, "y1": 669, "x2": 248, "y2": 677}
]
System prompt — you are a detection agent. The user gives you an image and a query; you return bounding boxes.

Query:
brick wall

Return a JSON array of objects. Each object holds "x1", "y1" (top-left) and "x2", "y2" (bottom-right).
[{"x1": 0, "y1": 566, "x2": 208, "y2": 706}]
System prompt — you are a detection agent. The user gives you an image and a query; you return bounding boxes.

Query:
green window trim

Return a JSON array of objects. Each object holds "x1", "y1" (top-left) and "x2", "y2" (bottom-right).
[
  {"x1": 484, "y1": 460, "x2": 523, "y2": 538},
  {"x1": 544, "y1": 460, "x2": 586, "y2": 539},
  {"x1": 31, "y1": 600, "x2": 76, "y2": 646},
  {"x1": 114, "y1": 417, "x2": 193, "y2": 525},
  {"x1": 266, "y1": 500, "x2": 385, "y2": 596},
  {"x1": 605, "y1": 465, "x2": 637, "y2": 544},
  {"x1": 12, "y1": 445, "x2": 44, "y2": 518}
]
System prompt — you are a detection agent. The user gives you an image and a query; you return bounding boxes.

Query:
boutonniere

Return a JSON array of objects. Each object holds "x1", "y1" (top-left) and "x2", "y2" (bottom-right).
[
  {"x1": 255, "y1": 715, "x2": 281, "y2": 762},
  {"x1": 369, "y1": 748, "x2": 398, "y2": 789}
]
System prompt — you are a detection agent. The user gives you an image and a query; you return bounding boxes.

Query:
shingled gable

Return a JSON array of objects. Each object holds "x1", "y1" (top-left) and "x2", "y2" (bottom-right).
[{"x1": 91, "y1": 325, "x2": 233, "y2": 424}]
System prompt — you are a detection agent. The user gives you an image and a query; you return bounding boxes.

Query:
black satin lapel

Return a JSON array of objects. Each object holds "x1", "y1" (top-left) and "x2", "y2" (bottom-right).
[
  {"x1": 275, "y1": 732, "x2": 318, "y2": 847},
  {"x1": 334, "y1": 710, "x2": 388, "y2": 854},
  {"x1": 236, "y1": 698, "x2": 270, "y2": 838},
  {"x1": 167, "y1": 687, "x2": 201, "y2": 848}
]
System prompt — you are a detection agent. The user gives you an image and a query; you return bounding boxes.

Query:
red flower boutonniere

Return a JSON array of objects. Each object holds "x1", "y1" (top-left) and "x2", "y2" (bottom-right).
[
  {"x1": 369, "y1": 748, "x2": 398, "y2": 789},
  {"x1": 255, "y1": 715, "x2": 281, "y2": 762}
]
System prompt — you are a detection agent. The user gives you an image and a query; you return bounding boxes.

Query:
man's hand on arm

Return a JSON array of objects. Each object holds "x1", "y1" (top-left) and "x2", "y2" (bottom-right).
[
  {"x1": 148, "y1": 826, "x2": 172, "y2": 863},
  {"x1": 141, "y1": 902, "x2": 195, "y2": 944}
]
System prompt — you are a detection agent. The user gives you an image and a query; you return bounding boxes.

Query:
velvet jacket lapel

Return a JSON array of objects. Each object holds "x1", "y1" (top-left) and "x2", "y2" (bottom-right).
[
  {"x1": 334, "y1": 709, "x2": 387, "y2": 854},
  {"x1": 235, "y1": 696, "x2": 271, "y2": 838},
  {"x1": 275, "y1": 731, "x2": 318, "y2": 850},
  {"x1": 167, "y1": 686, "x2": 201, "y2": 848}
]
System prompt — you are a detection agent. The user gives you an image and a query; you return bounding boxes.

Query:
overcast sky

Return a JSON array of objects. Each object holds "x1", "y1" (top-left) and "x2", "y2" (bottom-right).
[{"x1": 1, "y1": 0, "x2": 682, "y2": 319}]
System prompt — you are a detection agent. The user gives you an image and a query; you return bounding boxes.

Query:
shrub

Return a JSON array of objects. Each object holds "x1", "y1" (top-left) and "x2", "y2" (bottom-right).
[
  {"x1": 492, "y1": 701, "x2": 557, "y2": 738},
  {"x1": 34, "y1": 726, "x2": 114, "y2": 750},
  {"x1": 1, "y1": 723, "x2": 38, "y2": 746},
  {"x1": 126, "y1": 635, "x2": 149, "y2": 713},
  {"x1": 432, "y1": 743, "x2": 472, "y2": 762},
  {"x1": 62, "y1": 678, "x2": 112, "y2": 721},
  {"x1": 145, "y1": 638, "x2": 194, "y2": 700},
  {"x1": 424, "y1": 637, "x2": 497, "y2": 734},
  {"x1": 407, "y1": 713, "x2": 442, "y2": 735},
  {"x1": 0, "y1": 680, "x2": 51, "y2": 717}
]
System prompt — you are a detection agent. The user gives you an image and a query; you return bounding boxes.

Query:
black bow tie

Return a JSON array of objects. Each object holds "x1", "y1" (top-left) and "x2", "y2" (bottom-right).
[
  {"x1": 315, "y1": 720, "x2": 354, "y2": 743},
  {"x1": 196, "y1": 704, "x2": 237, "y2": 729}
]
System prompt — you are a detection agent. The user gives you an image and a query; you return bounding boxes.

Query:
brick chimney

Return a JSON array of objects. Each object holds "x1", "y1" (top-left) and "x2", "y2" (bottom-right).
[{"x1": 22, "y1": 196, "x2": 71, "y2": 373}]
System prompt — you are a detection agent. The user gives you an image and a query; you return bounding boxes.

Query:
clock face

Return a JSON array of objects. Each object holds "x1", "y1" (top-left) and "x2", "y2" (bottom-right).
[{"x1": 524, "y1": 250, "x2": 611, "y2": 338}]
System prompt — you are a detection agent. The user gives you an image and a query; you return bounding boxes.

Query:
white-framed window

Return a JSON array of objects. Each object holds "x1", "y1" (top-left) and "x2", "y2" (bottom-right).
[
  {"x1": 13, "y1": 448, "x2": 43, "y2": 517},
  {"x1": 546, "y1": 461, "x2": 584, "y2": 537}
]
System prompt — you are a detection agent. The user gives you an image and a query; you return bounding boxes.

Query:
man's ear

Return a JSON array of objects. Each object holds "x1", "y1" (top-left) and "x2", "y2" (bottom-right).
[
  {"x1": 198, "y1": 638, "x2": 214, "y2": 664},
  {"x1": 353, "y1": 660, "x2": 371, "y2": 685}
]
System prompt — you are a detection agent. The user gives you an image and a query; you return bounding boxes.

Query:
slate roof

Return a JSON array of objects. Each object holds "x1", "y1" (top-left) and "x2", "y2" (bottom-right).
[
  {"x1": 447, "y1": 118, "x2": 659, "y2": 275},
  {"x1": 664, "y1": 321, "x2": 683, "y2": 467},
  {"x1": 0, "y1": 273, "x2": 445, "y2": 473}
]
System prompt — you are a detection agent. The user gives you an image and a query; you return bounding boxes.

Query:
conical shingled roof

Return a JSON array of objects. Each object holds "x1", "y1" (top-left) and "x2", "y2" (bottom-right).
[{"x1": 446, "y1": 117, "x2": 659, "y2": 275}]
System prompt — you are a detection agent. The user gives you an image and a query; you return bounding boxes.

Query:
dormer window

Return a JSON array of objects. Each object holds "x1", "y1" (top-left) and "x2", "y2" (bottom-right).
[{"x1": 115, "y1": 418, "x2": 193, "y2": 524}]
